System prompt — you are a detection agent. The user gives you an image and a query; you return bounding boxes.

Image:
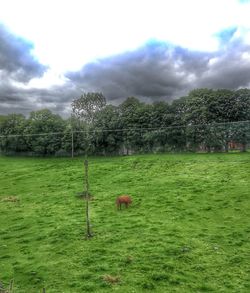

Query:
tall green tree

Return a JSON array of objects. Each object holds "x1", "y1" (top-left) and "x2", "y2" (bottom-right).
[
  {"x1": 26, "y1": 109, "x2": 65, "y2": 155},
  {"x1": 118, "y1": 97, "x2": 144, "y2": 154},
  {"x1": 0, "y1": 114, "x2": 28, "y2": 153},
  {"x1": 93, "y1": 105, "x2": 123, "y2": 155}
]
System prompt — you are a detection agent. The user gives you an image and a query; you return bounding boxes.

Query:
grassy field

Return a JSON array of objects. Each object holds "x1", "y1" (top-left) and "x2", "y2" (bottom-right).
[{"x1": 0, "y1": 153, "x2": 249, "y2": 292}]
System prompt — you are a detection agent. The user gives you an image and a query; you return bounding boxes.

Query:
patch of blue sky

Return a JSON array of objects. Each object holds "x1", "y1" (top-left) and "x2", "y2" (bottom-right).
[
  {"x1": 239, "y1": 0, "x2": 250, "y2": 4},
  {"x1": 216, "y1": 27, "x2": 238, "y2": 43}
]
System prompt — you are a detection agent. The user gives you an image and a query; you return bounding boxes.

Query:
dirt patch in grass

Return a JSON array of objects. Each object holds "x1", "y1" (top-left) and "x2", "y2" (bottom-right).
[
  {"x1": 1, "y1": 196, "x2": 19, "y2": 202},
  {"x1": 102, "y1": 274, "x2": 120, "y2": 285}
]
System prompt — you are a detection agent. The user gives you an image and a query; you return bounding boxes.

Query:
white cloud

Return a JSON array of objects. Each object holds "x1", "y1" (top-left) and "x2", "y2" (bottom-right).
[
  {"x1": 27, "y1": 70, "x2": 68, "y2": 88},
  {"x1": 208, "y1": 57, "x2": 219, "y2": 66},
  {"x1": 242, "y1": 51, "x2": 250, "y2": 61}
]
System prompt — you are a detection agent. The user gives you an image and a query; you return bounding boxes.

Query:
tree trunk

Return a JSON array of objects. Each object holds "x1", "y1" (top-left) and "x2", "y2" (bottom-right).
[{"x1": 225, "y1": 142, "x2": 229, "y2": 153}]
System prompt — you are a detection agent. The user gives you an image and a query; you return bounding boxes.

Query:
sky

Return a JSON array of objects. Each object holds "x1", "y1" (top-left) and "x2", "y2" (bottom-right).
[{"x1": 0, "y1": 0, "x2": 250, "y2": 117}]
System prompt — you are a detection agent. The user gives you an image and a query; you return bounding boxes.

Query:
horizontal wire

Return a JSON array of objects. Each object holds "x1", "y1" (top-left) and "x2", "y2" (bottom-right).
[{"x1": 0, "y1": 120, "x2": 249, "y2": 138}]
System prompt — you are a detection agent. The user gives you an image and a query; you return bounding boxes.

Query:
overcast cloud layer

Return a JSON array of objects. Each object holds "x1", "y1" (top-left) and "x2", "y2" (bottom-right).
[
  {"x1": 0, "y1": 24, "x2": 46, "y2": 83},
  {"x1": 1, "y1": 24, "x2": 250, "y2": 116}
]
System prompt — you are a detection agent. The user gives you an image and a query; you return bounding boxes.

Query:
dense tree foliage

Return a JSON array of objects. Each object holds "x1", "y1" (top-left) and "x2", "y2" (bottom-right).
[
  {"x1": 0, "y1": 89, "x2": 250, "y2": 155},
  {"x1": 25, "y1": 109, "x2": 66, "y2": 155},
  {"x1": 0, "y1": 114, "x2": 27, "y2": 153}
]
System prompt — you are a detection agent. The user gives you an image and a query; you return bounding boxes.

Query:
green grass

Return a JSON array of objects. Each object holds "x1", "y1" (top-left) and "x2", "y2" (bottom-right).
[{"x1": 0, "y1": 153, "x2": 249, "y2": 292}]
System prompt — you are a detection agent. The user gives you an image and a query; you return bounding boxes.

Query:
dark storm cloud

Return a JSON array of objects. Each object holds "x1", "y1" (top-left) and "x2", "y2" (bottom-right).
[
  {"x1": 198, "y1": 41, "x2": 250, "y2": 89},
  {"x1": 0, "y1": 81, "x2": 78, "y2": 117},
  {"x1": 0, "y1": 24, "x2": 71, "y2": 116},
  {"x1": 0, "y1": 23, "x2": 47, "y2": 82},
  {"x1": 67, "y1": 37, "x2": 250, "y2": 103},
  {"x1": 74, "y1": 42, "x2": 203, "y2": 101},
  {"x1": 67, "y1": 41, "x2": 211, "y2": 102}
]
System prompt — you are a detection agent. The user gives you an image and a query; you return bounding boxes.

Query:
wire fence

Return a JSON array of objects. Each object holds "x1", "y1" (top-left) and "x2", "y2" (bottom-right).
[{"x1": 0, "y1": 121, "x2": 250, "y2": 157}]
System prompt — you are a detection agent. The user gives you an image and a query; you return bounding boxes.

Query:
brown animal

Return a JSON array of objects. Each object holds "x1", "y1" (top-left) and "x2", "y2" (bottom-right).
[{"x1": 116, "y1": 195, "x2": 132, "y2": 210}]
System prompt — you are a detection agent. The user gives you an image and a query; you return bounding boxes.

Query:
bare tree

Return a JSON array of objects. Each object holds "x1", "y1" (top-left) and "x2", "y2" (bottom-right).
[
  {"x1": 71, "y1": 92, "x2": 106, "y2": 125},
  {"x1": 71, "y1": 92, "x2": 106, "y2": 238}
]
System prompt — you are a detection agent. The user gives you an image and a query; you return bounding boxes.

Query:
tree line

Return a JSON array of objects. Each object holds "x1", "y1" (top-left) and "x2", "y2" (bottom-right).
[{"x1": 0, "y1": 88, "x2": 250, "y2": 155}]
